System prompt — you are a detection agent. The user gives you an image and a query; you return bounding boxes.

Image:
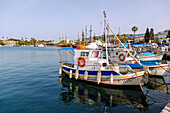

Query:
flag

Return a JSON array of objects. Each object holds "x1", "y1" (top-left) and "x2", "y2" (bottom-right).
[{"x1": 100, "y1": 20, "x2": 102, "y2": 24}]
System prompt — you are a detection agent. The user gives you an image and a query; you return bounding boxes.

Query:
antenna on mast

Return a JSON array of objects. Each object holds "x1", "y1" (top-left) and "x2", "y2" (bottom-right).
[{"x1": 103, "y1": 11, "x2": 109, "y2": 65}]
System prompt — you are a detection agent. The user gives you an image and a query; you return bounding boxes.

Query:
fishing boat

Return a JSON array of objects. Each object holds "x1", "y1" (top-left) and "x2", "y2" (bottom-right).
[
  {"x1": 130, "y1": 43, "x2": 164, "y2": 63},
  {"x1": 135, "y1": 51, "x2": 163, "y2": 63},
  {"x1": 59, "y1": 48, "x2": 146, "y2": 88},
  {"x1": 109, "y1": 48, "x2": 169, "y2": 77}
]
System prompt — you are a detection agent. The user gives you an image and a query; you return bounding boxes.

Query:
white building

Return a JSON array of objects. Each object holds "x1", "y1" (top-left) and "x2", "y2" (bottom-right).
[
  {"x1": 155, "y1": 29, "x2": 170, "y2": 43},
  {"x1": 133, "y1": 34, "x2": 145, "y2": 43}
]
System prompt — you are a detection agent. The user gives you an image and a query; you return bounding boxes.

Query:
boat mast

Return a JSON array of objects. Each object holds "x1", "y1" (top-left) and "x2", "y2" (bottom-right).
[
  {"x1": 89, "y1": 25, "x2": 92, "y2": 43},
  {"x1": 103, "y1": 11, "x2": 109, "y2": 65},
  {"x1": 85, "y1": 25, "x2": 87, "y2": 45}
]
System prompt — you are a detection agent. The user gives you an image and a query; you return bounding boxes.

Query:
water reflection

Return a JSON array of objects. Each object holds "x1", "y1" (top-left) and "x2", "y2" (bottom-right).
[
  {"x1": 59, "y1": 73, "x2": 148, "y2": 112},
  {"x1": 146, "y1": 77, "x2": 168, "y2": 94}
]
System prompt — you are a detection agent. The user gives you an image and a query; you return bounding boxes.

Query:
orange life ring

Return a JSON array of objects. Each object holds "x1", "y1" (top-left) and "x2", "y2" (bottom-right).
[
  {"x1": 78, "y1": 57, "x2": 86, "y2": 67},
  {"x1": 119, "y1": 54, "x2": 126, "y2": 61}
]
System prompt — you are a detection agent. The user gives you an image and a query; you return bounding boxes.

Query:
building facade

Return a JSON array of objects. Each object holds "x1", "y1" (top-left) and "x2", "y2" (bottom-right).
[{"x1": 155, "y1": 29, "x2": 170, "y2": 43}]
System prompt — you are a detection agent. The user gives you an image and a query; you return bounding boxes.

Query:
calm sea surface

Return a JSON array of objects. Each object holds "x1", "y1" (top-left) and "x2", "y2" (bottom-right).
[{"x1": 0, "y1": 47, "x2": 169, "y2": 113}]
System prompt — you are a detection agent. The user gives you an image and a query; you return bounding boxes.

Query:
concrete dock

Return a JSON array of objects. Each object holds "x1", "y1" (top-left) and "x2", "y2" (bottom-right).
[{"x1": 161, "y1": 102, "x2": 170, "y2": 113}]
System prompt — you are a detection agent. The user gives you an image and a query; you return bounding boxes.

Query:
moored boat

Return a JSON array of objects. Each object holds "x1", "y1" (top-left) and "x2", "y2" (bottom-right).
[
  {"x1": 59, "y1": 48, "x2": 147, "y2": 88},
  {"x1": 109, "y1": 48, "x2": 169, "y2": 77}
]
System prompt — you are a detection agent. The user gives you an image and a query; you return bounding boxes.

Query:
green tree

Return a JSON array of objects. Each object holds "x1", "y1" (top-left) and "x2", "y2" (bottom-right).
[
  {"x1": 2, "y1": 36, "x2": 4, "y2": 40},
  {"x1": 130, "y1": 34, "x2": 133, "y2": 38},
  {"x1": 150, "y1": 28, "x2": 154, "y2": 40},
  {"x1": 122, "y1": 34, "x2": 127, "y2": 41},
  {"x1": 131, "y1": 26, "x2": 138, "y2": 39},
  {"x1": 30, "y1": 37, "x2": 37, "y2": 45},
  {"x1": 0, "y1": 40, "x2": 5, "y2": 45},
  {"x1": 117, "y1": 34, "x2": 120, "y2": 38},
  {"x1": 144, "y1": 28, "x2": 150, "y2": 43},
  {"x1": 155, "y1": 38, "x2": 159, "y2": 43},
  {"x1": 162, "y1": 40, "x2": 166, "y2": 44}
]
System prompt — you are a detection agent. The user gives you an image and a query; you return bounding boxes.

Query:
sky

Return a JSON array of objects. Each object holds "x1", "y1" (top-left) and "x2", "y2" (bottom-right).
[{"x1": 0, "y1": 0, "x2": 170, "y2": 42}]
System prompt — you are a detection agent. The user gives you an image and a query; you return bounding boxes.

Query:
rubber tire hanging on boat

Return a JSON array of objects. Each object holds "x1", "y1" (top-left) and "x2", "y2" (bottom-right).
[
  {"x1": 97, "y1": 70, "x2": 101, "y2": 84},
  {"x1": 75, "y1": 69, "x2": 79, "y2": 80},
  {"x1": 78, "y1": 57, "x2": 86, "y2": 67},
  {"x1": 119, "y1": 53, "x2": 126, "y2": 61},
  {"x1": 59, "y1": 67, "x2": 62, "y2": 74},
  {"x1": 69, "y1": 70, "x2": 72, "y2": 78},
  {"x1": 84, "y1": 71, "x2": 88, "y2": 80}
]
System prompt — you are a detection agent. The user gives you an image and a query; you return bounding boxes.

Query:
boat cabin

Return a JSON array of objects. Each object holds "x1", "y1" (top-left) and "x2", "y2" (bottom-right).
[
  {"x1": 74, "y1": 49, "x2": 107, "y2": 70},
  {"x1": 109, "y1": 48, "x2": 136, "y2": 64}
]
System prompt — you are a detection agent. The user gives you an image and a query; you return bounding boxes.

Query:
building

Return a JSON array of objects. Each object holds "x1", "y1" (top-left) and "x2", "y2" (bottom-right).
[
  {"x1": 132, "y1": 34, "x2": 145, "y2": 43},
  {"x1": 155, "y1": 29, "x2": 170, "y2": 43},
  {"x1": 3, "y1": 41, "x2": 17, "y2": 46}
]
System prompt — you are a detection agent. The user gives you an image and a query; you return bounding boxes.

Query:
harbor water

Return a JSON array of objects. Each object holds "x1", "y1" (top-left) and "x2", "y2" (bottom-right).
[{"x1": 0, "y1": 47, "x2": 169, "y2": 113}]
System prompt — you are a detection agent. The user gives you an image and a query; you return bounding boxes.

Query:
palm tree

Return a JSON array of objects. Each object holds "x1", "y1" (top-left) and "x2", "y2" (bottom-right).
[
  {"x1": 2, "y1": 36, "x2": 4, "y2": 40},
  {"x1": 131, "y1": 26, "x2": 138, "y2": 39}
]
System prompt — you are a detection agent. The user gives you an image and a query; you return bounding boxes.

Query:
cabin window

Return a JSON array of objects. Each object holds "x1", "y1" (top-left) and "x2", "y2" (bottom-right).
[
  {"x1": 80, "y1": 52, "x2": 89, "y2": 57},
  {"x1": 92, "y1": 51, "x2": 99, "y2": 58},
  {"x1": 116, "y1": 52, "x2": 118, "y2": 55}
]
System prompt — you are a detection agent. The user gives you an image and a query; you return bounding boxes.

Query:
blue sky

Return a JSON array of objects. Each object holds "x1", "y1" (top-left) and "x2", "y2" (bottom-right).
[{"x1": 0, "y1": 0, "x2": 169, "y2": 42}]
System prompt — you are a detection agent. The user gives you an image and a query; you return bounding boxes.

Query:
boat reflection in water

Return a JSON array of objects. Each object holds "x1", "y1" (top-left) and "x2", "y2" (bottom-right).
[
  {"x1": 59, "y1": 73, "x2": 148, "y2": 112},
  {"x1": 146, "y1": 77, "x2": 168, "y2": 94}
]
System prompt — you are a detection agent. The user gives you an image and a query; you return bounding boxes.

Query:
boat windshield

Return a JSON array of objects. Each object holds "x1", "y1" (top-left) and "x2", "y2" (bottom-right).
[
  {"x1": 92, "y1": 51, "x2": 99, "y2": 58},
  {"x1": 81, "y1": 52, "x2": 89, "y2": 57}
]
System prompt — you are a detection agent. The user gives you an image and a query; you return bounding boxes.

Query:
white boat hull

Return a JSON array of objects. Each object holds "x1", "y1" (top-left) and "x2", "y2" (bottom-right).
[
  {"x1": 62, "y1": 65, "x2": 146, "y2": 86},
  {"x1": 148, "y1": 64, "x2": 169, "y2": 76},
  {"x1": 138, "y1": 54, "x2": 163, "y2": 62}
]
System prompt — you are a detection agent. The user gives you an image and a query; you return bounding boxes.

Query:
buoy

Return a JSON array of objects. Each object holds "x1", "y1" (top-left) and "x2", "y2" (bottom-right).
[
  {"x1": 75, "y1": 69, "x2": 79, "y2": 79},
  {"x1": 119, "y1": 53, "x2": 126, "y2": 61},
  {"x1": 59, "y1": 67, "x2": 62, "y2": 74},
  {"x1": 78, "y1": 57, "x2": 86, "y2": 67},
  {"x1": 110, "y1": 73, "x2": 113, "y2": 84},
  {"x1": 97, "y1": 70, "x2": 101, "y2": 84},
  {"x1": 84, "y1": 71, "x2": 88, "y2": 80},
  {"x1": 69, "y1": 70, "x2": 72, "y2": 78}
]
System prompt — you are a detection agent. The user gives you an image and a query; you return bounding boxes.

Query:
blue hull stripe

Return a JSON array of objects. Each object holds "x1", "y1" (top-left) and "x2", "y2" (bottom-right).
[{"x1": 63, "y1": 66, "x2": 119, "y2": 76}]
